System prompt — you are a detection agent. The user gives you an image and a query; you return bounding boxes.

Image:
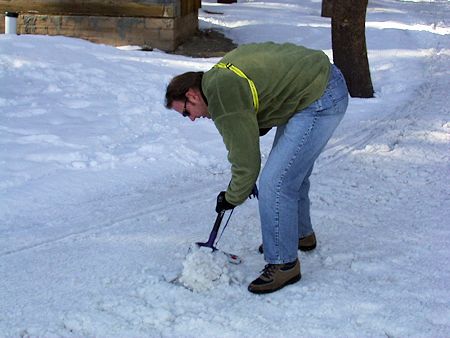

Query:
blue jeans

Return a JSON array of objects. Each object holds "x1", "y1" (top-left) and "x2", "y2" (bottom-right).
[{"x1": 259, "y1": 65, "x2": 349, "y2": 264}]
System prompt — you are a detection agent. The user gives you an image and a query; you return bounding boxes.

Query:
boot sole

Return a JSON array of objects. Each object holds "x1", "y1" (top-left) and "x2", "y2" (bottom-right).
[
  {"x1": 258, "y1": 245, "x2": 316, "y2": 254},
  {"x1": 248, "y1": 273, "x2": 301, "y2": 294},
  {"x1": 299, "y1": 243, "x2": 316, "y2": 251}
]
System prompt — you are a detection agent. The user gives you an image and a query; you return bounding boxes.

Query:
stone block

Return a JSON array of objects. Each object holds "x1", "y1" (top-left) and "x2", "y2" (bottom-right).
[{"x1": 1, "y1": 11, "x2": 198, "y2": 51}]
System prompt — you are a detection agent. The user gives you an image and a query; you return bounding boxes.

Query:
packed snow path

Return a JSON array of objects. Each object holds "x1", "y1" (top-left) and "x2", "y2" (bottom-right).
[{"x1": 1, "y1": 0, "x2": 449, "y2": 336}]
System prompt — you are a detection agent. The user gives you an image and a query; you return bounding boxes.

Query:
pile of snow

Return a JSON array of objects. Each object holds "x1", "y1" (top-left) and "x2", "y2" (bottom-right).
[{"x1": 179, "y1": 246, "x2": 242, "y2": 292}]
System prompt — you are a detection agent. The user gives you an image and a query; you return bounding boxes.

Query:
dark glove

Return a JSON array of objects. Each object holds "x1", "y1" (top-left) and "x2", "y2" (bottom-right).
[
  {"x1": 216, "y1": 191, "x2": 235, "y2": 213},
  {"x1": 259, "y1": 128, "x2": 272, "y2": 136},
  {"x1": 248, "y1": 184, "x2": 259, "y2": 199}
]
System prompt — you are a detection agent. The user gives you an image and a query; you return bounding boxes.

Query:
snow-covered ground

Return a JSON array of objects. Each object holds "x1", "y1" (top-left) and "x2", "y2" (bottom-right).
[{"x1": 1, "y1": 0, "x2": 449, "y2": 336}]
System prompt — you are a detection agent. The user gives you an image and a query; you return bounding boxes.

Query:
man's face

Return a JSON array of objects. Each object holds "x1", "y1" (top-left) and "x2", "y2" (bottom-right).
[{"x1": 172, "y1": 88, "x2": 210, "y2": 122}]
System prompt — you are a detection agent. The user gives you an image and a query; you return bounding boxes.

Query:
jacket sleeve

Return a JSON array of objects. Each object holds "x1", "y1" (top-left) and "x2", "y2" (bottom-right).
[
  {"x1": 214, "y1": 112, "x2": 261, "y2": 205},
  {"x1": 204, "y1": 70, "x2": 261, "y2": 205}
]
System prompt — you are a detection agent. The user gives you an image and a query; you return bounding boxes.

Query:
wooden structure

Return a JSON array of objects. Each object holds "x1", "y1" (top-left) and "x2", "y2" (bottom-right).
[{"x1": 0, "y1": 0, "x2": 201, "y2": 51}]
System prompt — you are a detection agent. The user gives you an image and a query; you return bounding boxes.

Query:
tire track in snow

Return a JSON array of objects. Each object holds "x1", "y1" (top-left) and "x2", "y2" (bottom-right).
[
  {"x1": 319, "y1": 2, "x2": 449, "y2": 166},
  {"x1": 321, "y1": 51, "x2": 440, "y2": 163},
  {"x1": 0, "y1": 178, "x2": 221, "y2": 258}
]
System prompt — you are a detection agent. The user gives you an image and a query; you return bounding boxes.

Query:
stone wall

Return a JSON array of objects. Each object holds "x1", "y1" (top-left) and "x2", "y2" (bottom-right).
[{"x1": 0, "y1": 0, "x2": 200, "y2": 51}]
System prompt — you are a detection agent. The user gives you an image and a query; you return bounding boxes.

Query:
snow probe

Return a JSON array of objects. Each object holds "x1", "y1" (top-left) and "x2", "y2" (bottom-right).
[
  {"x1": 196, "y1": 209, "x2": 242, "y2": 264},
  {"x1": 195, "y1": 185, "x2": 257, "y2": 264}
]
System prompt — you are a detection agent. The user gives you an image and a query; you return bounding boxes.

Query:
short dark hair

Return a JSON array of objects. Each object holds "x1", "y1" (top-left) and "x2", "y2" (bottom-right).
[{"x1": 165, "y1": 71, "x2": 204, "y2": 109}]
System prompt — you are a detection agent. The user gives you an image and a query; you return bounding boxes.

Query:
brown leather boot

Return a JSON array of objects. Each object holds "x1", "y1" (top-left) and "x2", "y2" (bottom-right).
[
  {"x1": 258, "y1": 232, "x2": 316, "y2": 254},
  {"x1": 248, "y1": 259, "x2": 301, "y2": 294}
]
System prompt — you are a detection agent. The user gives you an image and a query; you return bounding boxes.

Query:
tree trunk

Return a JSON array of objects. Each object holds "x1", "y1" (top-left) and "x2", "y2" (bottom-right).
[
  {"x1": 332, "y1": 0, "x2": 374, "y2": 98},
  {"x1": 322, "y1": 0, "x2": 333, "y2": 18}
]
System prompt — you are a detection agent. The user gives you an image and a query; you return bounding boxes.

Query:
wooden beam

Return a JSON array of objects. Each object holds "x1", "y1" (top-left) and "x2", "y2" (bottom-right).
[{"x1": 0, "y1": 0, "x2": 200, "y2": 18}]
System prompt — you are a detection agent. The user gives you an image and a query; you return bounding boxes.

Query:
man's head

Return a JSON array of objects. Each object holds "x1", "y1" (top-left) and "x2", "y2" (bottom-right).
[{"x1": 165, "y1": 72, "x2": 210, "y2": 121}]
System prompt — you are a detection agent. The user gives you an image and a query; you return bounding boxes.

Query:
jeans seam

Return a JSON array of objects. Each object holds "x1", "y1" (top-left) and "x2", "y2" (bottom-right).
[
  {"x1": 274, "y1": 181, "x2": 280, "y2": 260},
  {"x1": 271, "y1": 113, "x2": 318, "y2": 262}
]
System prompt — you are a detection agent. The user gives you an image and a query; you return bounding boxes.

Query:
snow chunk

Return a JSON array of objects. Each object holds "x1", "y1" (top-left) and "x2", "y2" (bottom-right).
[{"x1": 179, "y1": 246, "x2": 233, "y2": 292}]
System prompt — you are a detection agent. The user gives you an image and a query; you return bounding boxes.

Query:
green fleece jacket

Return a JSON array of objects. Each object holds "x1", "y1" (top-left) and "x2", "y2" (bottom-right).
[{"x1": 202, "y1": 42, "x2": 331, "y2": 205}]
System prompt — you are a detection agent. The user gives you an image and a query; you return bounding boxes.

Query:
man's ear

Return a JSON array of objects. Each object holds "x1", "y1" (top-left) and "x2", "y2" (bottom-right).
[{"x1": 185, "y1": 88, "x2": 201, "y2": 102}]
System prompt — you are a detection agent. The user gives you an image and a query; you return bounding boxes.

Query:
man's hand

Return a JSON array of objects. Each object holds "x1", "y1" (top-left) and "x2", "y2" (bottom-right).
[
  {"x1": 216, "y1": 191, "x2": 235, "y2": 213},
  {"x1": 248, "y1": 184, "x2": 259, "y2": 199},
  {"x1": 259, "y1": 128, "x2": 272, "y2": 136}
]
